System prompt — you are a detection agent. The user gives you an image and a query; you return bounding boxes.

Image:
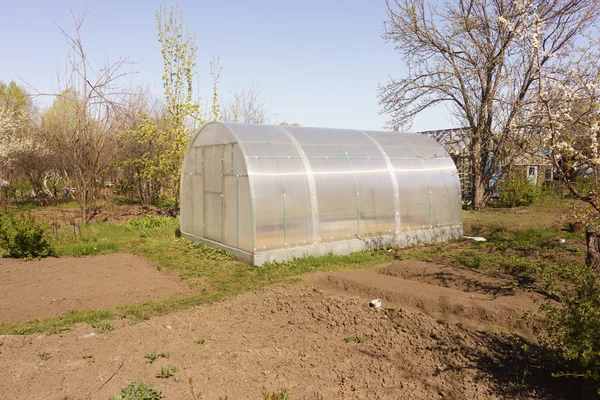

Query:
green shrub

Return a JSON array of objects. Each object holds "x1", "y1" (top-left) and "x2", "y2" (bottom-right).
[
  {"x1": 0, "y1": 211, "x2": 54, "y2": 258},
  {"x1": 109, "y1": 379, "x2": 163, "y2": 400},
  {"x1": 535, "y1": 263, "x2": 600, "y2": 388},
  {"x1": 498, "y1": 175, "x2": 542, "y2": 207}
]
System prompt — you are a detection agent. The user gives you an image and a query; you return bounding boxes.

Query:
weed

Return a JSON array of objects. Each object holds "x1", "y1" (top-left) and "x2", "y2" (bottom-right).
[
  {"x1": 144, "y1": 350, "x2": 170, "y2": 364},
  {"x1": 156, "y1": 365, "x2": 179, "y2": 379},
  {"x1": 195, "y1": 339, "x2": 205, "y2": 345},
  {"x1": 263, "y1": 388, "x2": 292, "y2": 400},
  {"x1": 109, "y1": 379, "x2": 163, "y2": 400},
  {"x1": 92, "y1": 322, "x2": 114, "y2": 333},
  {"x1": 38, "y1": 351, "x2": 51, "y2": 361},
  {"x1": 189, "y1": 378, "x2": 203, "y2": 400},
  {"x1": 344, "y1": 335, "x2": 369, "y2": 343},
  {"x1": 82, "y1": 355, "x2": 94, "y2": 363},
  {"x1": 453, "y1": 250, "x2": 482, "y2": 268}
]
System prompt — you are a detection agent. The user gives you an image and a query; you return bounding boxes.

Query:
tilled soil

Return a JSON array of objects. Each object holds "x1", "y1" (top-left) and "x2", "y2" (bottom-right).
[
  {"x1": 306, "y1": 260, "x2": 543, "y2": 337},
  {"x1": 0, "y1": 260, "x2": 572, "y2": 399},
  {"x1": 0, "y1": 254, "x2": 192, "y2": 322}
]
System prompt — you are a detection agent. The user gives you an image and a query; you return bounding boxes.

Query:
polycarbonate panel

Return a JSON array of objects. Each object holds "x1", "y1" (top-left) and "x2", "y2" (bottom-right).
[
  {"x1": 204, "y1": 145, "x2": 223, "y2": 193},
  {"x1": 237, "y1": 176, "x2": 253, "y2": 252},
  {"x1": 192, "y1": 174, "x2": 203, "y2": 235},
  {"x1": 241, "y1": 142, "x2": 275, "y2": 158},
  {"x1": 223, "y1": 143, "x2": 233, "y2": 175},
  {"x1": 310, "y1": 158, "x2": 358, "y2": 240},
  {"x1": 285, "y1": 127, "x2": 348, "y2": 158},
  {"x1": 224, "y1": 176, "x2": 238, "y2": 247},
  {"x1": 181, "y1": 174, "x2": 193, "y2": 233},
  {"x1": 352, "y1": 158, "x2": 396, "y2": 235},
  {"x1": 191, "y1": 122, "x2": 237, "y2": 148},
  {"x1": 232, "y1": 143, "x2": 246, "y2": 175},
  {"x1": 328, "y1": 129, "x2": 384, "y2": 159},
  {"x1": 232, "y1": 123, "x2": 300, "y2": 158},
  {"x1": 204, "y1": 191, "x2": 222, "y2": 241},
  {"x1": 413, "y1": 146, "x2": 448, "y2": 159},
  {"x1": 277, "y1": 158, "x2": 312, "y2": 245},
  {"x1": 365, "y1": 131, "x2": 420, "y2": 159},
  {"x1": 427, "y1": 158, "x2": 462, "y2": 226},
  {"x1": 247, "y1": 158, "x2": 285, "y2": 248},
  {"x1": 393, "y1": 158, "x2": 432, "y2": 230}
]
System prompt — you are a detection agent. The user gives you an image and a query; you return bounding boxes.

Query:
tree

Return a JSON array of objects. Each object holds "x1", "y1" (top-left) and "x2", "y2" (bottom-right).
[
  {"x1": 0, "y1": 81, "x2": 53, "y2": 199},
  {"x1": 122, "y1": 1, "x2": 200, "y2": 209},
  {"x1": 516, "y1": 7, "x2": 600, "y2": 271},
  {"x1": 379, "y1": 0, "x2": 600, "y2": 209},
  {"x1": 222, "y1": 84, "x2": 275, "y2": 124},
  {"x1": 155, "y1": 0, "x2": 199, "y2": 208},
  {"x1": 40, "y1": 9, "x2": 134, "y2": 221}
]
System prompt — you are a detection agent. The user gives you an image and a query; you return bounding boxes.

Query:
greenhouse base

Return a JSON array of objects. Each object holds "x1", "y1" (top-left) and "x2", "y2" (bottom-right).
[{"x1": 181, "y1": 225, "x2": 463, "y2": 266}]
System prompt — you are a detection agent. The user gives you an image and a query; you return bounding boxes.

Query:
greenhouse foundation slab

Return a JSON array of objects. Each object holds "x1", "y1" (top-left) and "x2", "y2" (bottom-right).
[{"x1": 181, "y1": 225, "x2": 463, "y2": 266}]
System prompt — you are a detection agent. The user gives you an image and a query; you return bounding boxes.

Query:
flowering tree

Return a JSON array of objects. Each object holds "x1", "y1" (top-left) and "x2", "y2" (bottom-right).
[
  {"x1": 505, "y1": 0, "x2": 600, "y2": 271},
  {"x1": 380, "y1": 0, "x2": 600, "y2": 209},
  {"x1": 0, "y1": 82, "x2": 55, "y2": 198}
]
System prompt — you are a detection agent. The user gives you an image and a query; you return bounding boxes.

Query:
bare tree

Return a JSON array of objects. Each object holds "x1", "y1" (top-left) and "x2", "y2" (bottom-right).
[
  {"x1": 40, "y1": 8, "x2": 135, "y2": 221},
  {"x1": 379, "y1": 0, "x2": 600, "y2": 209},
  {"x1": 222, "y1": 84, "x2": 275, "y2": 124}
]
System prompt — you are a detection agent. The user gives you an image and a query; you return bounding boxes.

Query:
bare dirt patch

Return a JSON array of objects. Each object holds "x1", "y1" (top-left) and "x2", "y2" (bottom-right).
[
  {"x1": 0, "y1": 284, "x2": 571, "y2": 400},
  {"x1": 0, "y1": 254, "x2": 192, "y2": 323},
  {"x1": 32, "y1": 203, "x2": 171, "y2": 225},
  {"x1": 305, "y1": 260, "x2": 544, "y2": 337}
]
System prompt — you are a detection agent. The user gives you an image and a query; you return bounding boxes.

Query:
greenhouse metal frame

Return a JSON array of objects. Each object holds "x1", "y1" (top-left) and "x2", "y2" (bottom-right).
[{"x1": 180, "y1": 122, "x2": 462, "y2": 265}]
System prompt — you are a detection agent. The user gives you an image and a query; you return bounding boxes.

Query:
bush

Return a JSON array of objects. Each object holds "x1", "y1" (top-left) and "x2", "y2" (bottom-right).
[
  {"x1": 109, "y1": 379, "x2": 163, "y2": 400},
  {"x1": 534, "y1": 263, "x2": 600, "y2": 391},
  {"x1": 498, "y1": 175, "x2": 542, "y2": 207},
  {"x1": 0, "y1": 211, "x2": 54, "y2": 258}
]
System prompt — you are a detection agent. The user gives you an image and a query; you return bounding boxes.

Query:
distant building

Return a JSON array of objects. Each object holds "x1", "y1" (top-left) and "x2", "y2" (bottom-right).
[{"x1": 418, "y1": 128, "x2": 552, "y2": 203}]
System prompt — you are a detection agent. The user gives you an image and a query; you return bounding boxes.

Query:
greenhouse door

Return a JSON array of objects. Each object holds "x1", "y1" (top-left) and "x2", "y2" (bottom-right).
[{"x1": 203, "y1": 145, "x2": 223, "y2": 242}]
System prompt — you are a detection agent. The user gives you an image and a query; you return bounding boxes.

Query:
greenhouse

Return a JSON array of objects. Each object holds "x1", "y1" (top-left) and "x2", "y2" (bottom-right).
[{"x1": 180, "y1": 122, "x2": 463, "y2": 266}]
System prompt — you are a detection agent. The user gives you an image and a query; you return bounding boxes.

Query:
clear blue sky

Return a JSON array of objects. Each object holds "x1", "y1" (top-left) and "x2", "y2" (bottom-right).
[{"x1": 1, "y1": 0, "x2": 453, "y2": 131}]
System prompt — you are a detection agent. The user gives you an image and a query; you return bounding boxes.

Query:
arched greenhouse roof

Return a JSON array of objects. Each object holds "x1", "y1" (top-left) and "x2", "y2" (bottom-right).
[{"x1": 180, "y1": 122, "x2": 462, "y2": 265}]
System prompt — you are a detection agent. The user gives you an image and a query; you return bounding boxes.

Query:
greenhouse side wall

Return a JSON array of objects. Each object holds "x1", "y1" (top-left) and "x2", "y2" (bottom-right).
[{"x1": 180, "y1": 122, "x2": 463, "y2": 266}]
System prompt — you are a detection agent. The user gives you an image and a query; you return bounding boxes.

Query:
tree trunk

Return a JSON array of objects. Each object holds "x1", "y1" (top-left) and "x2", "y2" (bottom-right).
[
  {"x1": 471, "y1": 134, "x2": 485, "y2": 210},
  {"x1": 585, "y1": 227, "x2": 600, "y2": 275}
]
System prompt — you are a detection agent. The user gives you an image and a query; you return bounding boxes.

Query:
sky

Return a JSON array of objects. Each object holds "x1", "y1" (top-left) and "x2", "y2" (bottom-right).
[{"x1": 0, "y1": 0, "x2": 454, "y2": 131}]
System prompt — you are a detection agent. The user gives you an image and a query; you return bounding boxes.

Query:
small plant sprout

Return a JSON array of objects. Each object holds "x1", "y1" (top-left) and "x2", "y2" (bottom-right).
[
  {"x1": 344, "y1": 335, "x2": 369, "y2": 343},
  {"x1": 263, "y1": 388, "x2": 292, "y2": 400},
  {"x1": 92, "y1": 322, "x2": 115, "y2": 333},
  {"x1": 109, "y1": 379, "x2": 163, "y2": 400},
  {"x1": 38, "y1": 351, "x2": 51, "y2": 361},
  {"x1": 157, "y1": 365, "x2": 179, "y2": 379},
  {"x1": 195, "y1": 338, "x2": 205, "y2": 345},
  {"x1": 144, "y1": 350, "x2": 170, "y2": 364}
]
